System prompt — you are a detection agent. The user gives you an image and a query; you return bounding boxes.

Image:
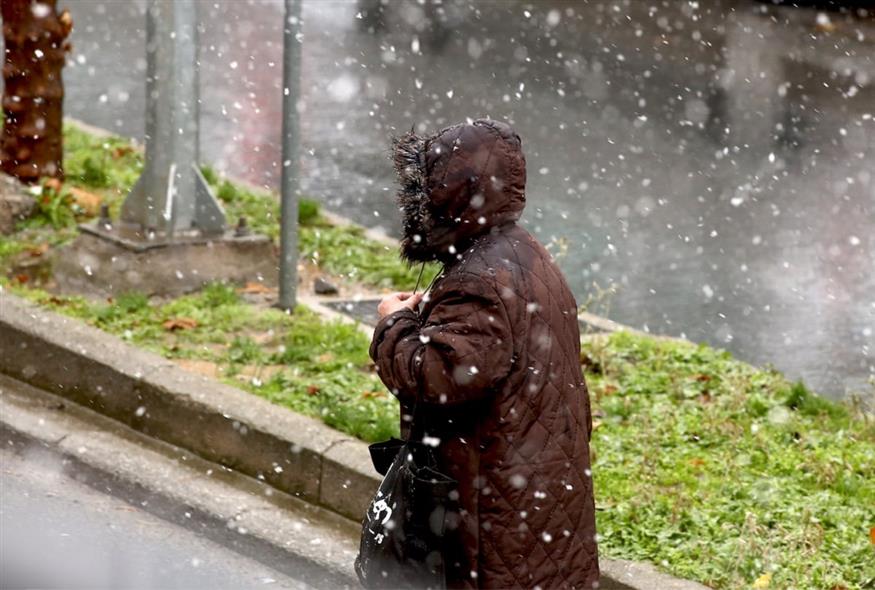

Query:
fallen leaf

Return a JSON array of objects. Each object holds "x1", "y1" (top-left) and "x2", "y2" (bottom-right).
[
  {"x1": 111, "y1": 145, "x2": 134, "y2": 159},
  {"x1": 689, "y1": 457, "x2": 706, "y2": 468},
  {"x1": 28, "y1": 243, "x2": 49, "y2": 257},
  {"x1": 239, "y1": 281, "x2": 275, "y2": 294},
  {"x1": 43, "y1": 178, "x2": 63, "y2": 193},
  {"x1": 68, "y1": 186, "x2": 102, "y2": 216},
  {"x1": 317, "y1": 352, "x2": 335, "y2": 363},
  {"x1": 361, "y1": 390, "x2": 386, "y2": 399},
  {"x1": 15, "y1": 274, "x2": 29, "y2": 284},
  {"x1": 752, "y1": 572, "x2": 772, "y2": 589},
  {"x1": 306, "y1": 385, "x2": 320, "y2": 396},
  {"x1": 162, "y1": 317, "x2": 198, "y2": 331},
  {"x1": 602, "y1": 384, "x2": 618, "y2": 396},
  {"x1": 870, "y1": 526, "x2": 875, "y2": 545}
]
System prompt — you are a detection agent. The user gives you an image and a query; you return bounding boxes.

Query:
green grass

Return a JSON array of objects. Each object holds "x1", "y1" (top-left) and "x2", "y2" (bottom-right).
[
  {"x1": 582, "y1": 332, "x2": 875, "y2": 589},
  {"x1": 1, "y1": 124, "x2": 143, "y2": 273},
  {"x1": 63, "y1": 123, "x2": 143, "y2": 192},
  {"x1": 300, "y1": 223, "x2": 437, "y2": 290}
]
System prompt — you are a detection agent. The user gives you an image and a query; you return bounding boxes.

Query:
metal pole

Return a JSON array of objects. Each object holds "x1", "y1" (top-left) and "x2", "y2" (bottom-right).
[
  {"x1": 120, "y1": 0, "x2": 225, "y2": 238},
  {"x1": 278, "y1": 0, "x2": 302, "y2": 311}
]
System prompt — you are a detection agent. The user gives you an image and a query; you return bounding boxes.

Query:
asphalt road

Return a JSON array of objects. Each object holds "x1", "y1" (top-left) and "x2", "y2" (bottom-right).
[{"x1": 0, "y1": 448, "x2": 312, "y2": 590}]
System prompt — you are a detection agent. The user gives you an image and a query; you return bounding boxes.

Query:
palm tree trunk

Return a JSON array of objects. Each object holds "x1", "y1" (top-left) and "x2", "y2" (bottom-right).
[{"x1": 1, "y1": 0, "x2": 72, "y2": 183}]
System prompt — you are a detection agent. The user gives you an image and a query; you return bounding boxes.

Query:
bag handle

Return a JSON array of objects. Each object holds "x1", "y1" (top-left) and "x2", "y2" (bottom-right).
[
  {"x1": 413, "y1": 262, "x2": 426, "y2": 294},
  {"x1": 407, "y1": 262, "x2": 443, "y2": 443}
]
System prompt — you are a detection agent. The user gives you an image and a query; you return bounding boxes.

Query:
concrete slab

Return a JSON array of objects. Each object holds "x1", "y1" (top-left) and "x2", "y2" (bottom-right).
[
  {"x1": 297, "y1": 293, "x2": 376, "y2": 339},
  {"x1": 320, "y1": 297, "x2": 381, "y2": 328},
  {"x1": 52, "y1": 226, "x2": 277, "y2": 298},
  {"x1": 0, "y1": 173, "x2": 36, "y2": 235},
  {"x1": 600, "y1": 559, "x2": 712, "y2": 590},
  {"x1": 143, "y1": 363, "x2": 347, "y2": 502},
  {"x1": 320, "y1": 439, "x2": 380, "y2": 522},
  {"x1": 310, "y1": 295, "x2": 674, "y2": 347}
]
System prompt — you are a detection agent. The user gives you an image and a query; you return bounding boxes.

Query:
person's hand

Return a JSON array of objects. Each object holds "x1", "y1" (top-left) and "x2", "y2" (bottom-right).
[{"x1": 378, "y1": 292, "x2": 422, "y2": 319}]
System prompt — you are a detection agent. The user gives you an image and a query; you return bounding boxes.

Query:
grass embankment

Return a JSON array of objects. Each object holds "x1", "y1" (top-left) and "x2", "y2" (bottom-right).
[
  {"x1": 584, "y1": 333, "x2": 874, "y2": 589},
  {"x1": 1, "y1": 123, "x2": 872, "y2": 590}
]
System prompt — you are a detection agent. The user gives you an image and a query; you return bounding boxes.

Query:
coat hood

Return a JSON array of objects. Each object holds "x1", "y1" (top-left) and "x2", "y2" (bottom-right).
[{"x1": 392, "y1": 118, "x2": 527, "y2": 263}]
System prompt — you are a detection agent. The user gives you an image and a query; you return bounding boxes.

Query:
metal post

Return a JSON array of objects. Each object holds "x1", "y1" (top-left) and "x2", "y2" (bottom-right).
[
  {"x1": 278, "y1": 0, "x2": 302, "y2": 310},
  {"x1": 120, "y1": 0, "x2": 225, "y2": 239}
]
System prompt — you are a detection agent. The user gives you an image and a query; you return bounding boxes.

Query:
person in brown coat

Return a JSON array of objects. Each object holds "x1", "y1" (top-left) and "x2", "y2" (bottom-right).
[{"x1": 370, "y1": 119, "x2": 599, "y2": 589}]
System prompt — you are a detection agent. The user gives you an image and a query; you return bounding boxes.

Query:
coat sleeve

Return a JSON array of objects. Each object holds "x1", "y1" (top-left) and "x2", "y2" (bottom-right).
[{"x1": 369, "y1": 277, "x2": 514, "y2": 406}]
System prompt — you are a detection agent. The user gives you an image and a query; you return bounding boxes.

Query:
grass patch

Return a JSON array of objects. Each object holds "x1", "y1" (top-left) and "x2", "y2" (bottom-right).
[
  {"x1": 582, "y1": 331, "x2": 874, "y2": 589},
  {"x1": 63, "y1": 123, "x2": 143, "y2": 192},
  {"x1": 1, "y1": 124, "x2": 142, "y2": 279},
  {"x1": 300, "y1": 223, "x2": 437, "y2": 290}
]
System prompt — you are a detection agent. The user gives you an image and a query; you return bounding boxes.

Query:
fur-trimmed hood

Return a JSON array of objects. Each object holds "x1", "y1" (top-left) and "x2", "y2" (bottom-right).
[{"x1": 392, "y1": 119, "x2": 527, "y2": 263}]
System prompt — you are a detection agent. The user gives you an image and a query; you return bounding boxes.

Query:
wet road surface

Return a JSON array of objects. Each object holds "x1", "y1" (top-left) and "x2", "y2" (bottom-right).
[{"x1": 0, "y1": 448, "x2": 309, "y2": 589}]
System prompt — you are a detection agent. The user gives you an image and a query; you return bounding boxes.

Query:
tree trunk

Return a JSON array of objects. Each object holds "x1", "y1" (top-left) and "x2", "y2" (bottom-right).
[{"x1": 0, "y1": 0, "x2": 72, "y2": 183}]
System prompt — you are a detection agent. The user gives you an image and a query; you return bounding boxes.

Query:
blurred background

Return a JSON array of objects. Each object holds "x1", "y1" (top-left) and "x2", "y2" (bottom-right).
[{"x1": 61, "y1": 0, "x2": 873, "y2": 398}]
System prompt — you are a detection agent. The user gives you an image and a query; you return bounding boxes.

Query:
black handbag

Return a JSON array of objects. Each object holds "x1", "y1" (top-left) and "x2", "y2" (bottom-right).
[{"x1": 354, "y1": 415, "x2": 458, "y2": 589}]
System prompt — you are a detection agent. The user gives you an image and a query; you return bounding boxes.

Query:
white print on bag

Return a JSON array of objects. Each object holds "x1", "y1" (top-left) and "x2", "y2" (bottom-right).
[
  {"x1": 372, "y1": 498, "x2": 394, "y2": 526},
  {"x1": 368, "y1": 498, "x2": 395, "y2": 545}
]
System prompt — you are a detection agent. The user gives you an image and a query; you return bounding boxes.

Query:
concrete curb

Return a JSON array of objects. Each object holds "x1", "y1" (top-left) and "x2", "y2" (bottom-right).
[
  {"x1": 298, "y1": 293, "x2": 377, "y2": 340},
  {"x1": 0, "y1": 291, "x2": 711, "y2": 590},
  {"x1": 0, "y1": 292, "x2": 378, "y2": 523}
]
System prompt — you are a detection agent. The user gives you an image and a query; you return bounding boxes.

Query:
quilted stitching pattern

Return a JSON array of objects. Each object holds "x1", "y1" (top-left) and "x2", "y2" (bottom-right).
[
  {"x1": 371, "y1": 226, "x2": 599, "y2": 589},
  {"x1": 371, "y1": 120, "x2": 598, "y2": 589}
]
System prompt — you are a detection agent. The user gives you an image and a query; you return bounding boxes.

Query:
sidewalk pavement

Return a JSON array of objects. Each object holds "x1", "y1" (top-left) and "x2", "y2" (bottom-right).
[
  {"x1": 0, "y1": 373, "x2": 359, "y2": 587},
  {"x1": 0, "y1": 292, "x2": 711, "y2": 590},
  {"x1": 1, "y1": 441, "x2": 310, "y2": 589}
]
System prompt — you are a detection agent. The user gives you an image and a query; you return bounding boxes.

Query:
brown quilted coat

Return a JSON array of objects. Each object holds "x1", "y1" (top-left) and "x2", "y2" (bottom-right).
[{"x1": 369, "y1": 120, "x2": 599, "y2": 589}]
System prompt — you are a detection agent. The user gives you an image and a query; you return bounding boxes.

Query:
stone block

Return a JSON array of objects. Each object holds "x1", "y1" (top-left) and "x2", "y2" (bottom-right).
[
  {"x1": 0, "y1": 173, "x2": 37, "y2": 235},
  {"x1": 53, "y1": 224, "x2": 277, "y2": 297}
]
